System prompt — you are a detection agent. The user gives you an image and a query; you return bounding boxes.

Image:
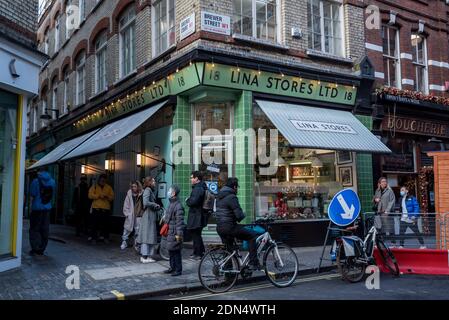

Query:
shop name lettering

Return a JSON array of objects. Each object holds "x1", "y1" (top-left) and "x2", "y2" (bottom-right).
[
  {"x1": 291, "y1": 120, "x2": 357, "y2": 134},
  {"x1": 386, "y1": 117, "x2": 448, "y2": 137},
  {"x1": 209, "y1": 69, "x2": 354, "y2": 101}
]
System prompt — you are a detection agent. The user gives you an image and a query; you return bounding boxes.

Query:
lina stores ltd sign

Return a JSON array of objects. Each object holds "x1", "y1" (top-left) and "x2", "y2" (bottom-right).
[
  {"x1": 382, "y1": 115, "x2": 449, "y2": 138},
  {"x1": 202, "y1": 63, "x2": 357, "y2": 105}
]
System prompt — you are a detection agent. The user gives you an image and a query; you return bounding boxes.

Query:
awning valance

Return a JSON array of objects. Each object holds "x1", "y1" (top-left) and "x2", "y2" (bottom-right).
[{"x1": 256, "y1": 100, "x2": 391, "y2": 153}]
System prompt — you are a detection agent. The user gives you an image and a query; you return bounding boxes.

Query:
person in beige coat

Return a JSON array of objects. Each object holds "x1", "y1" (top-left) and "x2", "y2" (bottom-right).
[
  {"x1": 121, "y1": 181, "x2": 144, "y2": 250},
  {"x1": 373, "y1": 177, "x2": 396, "y2": 242}
]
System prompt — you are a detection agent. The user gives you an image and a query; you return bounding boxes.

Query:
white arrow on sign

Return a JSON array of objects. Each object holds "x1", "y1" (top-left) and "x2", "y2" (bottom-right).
[{"x1": 337, "y1": 194, "x2": 355, "y2": 220}]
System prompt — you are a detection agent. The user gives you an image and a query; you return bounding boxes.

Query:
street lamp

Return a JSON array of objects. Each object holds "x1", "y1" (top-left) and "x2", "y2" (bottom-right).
[{"x1": 40, "y1": 108, "x2": 60, "y2": 120}]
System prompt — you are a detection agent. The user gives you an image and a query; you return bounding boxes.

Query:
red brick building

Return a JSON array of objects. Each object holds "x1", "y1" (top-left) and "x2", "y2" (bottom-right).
[{"x1": 365, "y1": 0, "x2": 449, "y2": 212}]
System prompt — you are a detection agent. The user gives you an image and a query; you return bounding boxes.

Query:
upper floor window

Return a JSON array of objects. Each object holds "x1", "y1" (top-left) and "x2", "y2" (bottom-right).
[
  {"x1": 44, "y1": 31, "x2": 49, "y2": 54},
  {"x1": 152, "y1": 0, "x2": 175, "y2": 57},
  {"x1": 66, "y1": 0, "x2": 73, "y2": 39},
  {"x1": 32, "y1": 106, "x2": 37, "y2": 133},
  {"x1": 41, "y1": 95, "x2": 47, "y2": 128},
  {"x1": 233, "y1": 0, "x2": 278, "y2": 42},
  {"x1": 51, "y1": 81, "x2": 58, "y2": 120},
  {"x1": 75, "y1": 52, "x2": 86, "y2": 106},
  {"x1": 54, "y1": 14, "x2": 60, "y2": 52},
  {"x1": 382, "y1": 25, "x2": 400, "y2": 88},
  {"x1": 95, "y1": 32, "x2": 107, "y2": 93},
  {"x1": 79, "y1": 0, "x2": 86, "y2": 22},
  {"x1": 411, "y1": 34, "x2": 428, "y2": 93},
  {"x1": 119, "y1": 6, "x2": 136, "y2": 77},
  {"x1": 63, "y1": 69, "x2": 70, "y2": 114},
  {"x1": 307, "y1": 0, "x2": 343, "y2": 56}
]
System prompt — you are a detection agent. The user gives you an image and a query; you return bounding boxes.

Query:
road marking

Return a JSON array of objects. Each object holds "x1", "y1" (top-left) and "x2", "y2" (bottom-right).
[
  {"x1": 173, "y1": 273, "x2": 340, "y2": 300},
  {"x1": 111, "y1": 290, "x2": 125, "y2": 300}
]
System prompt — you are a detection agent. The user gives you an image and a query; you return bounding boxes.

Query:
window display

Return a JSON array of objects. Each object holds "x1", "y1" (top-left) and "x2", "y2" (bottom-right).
[{"x1": 253, "y1": 104, "x2": 352, "y2": 221}]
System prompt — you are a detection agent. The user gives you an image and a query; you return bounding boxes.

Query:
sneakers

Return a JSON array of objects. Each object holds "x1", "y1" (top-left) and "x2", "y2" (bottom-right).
[
  {"x1": 140, "y1": 257, "x2": 156, "y2": 264},
  {"x1": 190, "y1": 255, "x2": 203, "y2": 261},
  {"x1": 420, "y1": 245, "x2": 427, "y2": 249},
  {"x1": 398, "y1": 246, "x2": 404, "y2": 249},
  {"x1": 120, "y1": 241, "x2": 127, "y2": 250}
]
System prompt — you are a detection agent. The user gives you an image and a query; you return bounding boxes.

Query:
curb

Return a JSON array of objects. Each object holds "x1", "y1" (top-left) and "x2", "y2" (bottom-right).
[{"x1": 99, "y1": 265, "x2": 336, "y2": 300}]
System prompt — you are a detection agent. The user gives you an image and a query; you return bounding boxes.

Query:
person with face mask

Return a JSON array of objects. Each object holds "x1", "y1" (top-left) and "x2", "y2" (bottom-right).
[
  {"x1": 163, "y1": 185, "x2": 185, "y2": 276},
  {"x1": 121, "y1": 181, "x2": 144, "y2": 250},
  {"x1": 398, "y1": 186, "x2": 425, "y2": 249}
]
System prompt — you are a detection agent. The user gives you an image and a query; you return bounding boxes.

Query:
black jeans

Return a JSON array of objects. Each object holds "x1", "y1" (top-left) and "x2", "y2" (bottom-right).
[
  {"x1": 29, "y1": 210, "x2": 50, "y2": 254},
  {"x1": 90, "y1": 209, "x2": 111, "y2": 240},
  {"x1": 169, "y1": 249, "x2": 182, "y2": 273},
  {"x1": 217, "y1": 223, "x2": 259, "y2": 266},
  {"x1": 75, "y1": 209, "x2": 89, "y2": 236},
  {"x1": 190, "y1": 227, "x2": 205, "y2": 256},
  {"x1": 399, "y1": 220, "x2": 424, "y2": 246}
]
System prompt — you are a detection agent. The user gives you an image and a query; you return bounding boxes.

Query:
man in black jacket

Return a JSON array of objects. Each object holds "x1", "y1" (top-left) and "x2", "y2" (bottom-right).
[
  {"x1": 186, "y1": 171, "x2": 207, "y2": 260},
  {"x1": 216, "y1": 177, "x2": 260, "y2": 270}
]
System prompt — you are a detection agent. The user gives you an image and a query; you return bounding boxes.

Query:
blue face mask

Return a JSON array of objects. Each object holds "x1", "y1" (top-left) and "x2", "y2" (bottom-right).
[{"x1": 400, "y1": 191, "x2": 406, "y2": 197}]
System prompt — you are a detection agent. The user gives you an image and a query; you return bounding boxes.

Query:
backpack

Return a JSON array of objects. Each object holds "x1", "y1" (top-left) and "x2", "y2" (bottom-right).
[
  {"x1": 39, "y1": 179, "x2": 53, "y2": 205},
  {"x1": 202, "y1": 189, "x2": 215, "y2": 212}
]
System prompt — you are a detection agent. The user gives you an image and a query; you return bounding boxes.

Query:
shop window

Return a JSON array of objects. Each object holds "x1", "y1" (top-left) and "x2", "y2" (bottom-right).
[
  {"x1": 233, "y1": 0, "x2": 278, "y2": 42},
  {"x1": 75, "y1": 51, "x2": 86, "y2": 106},
  {"x1": 0, "y1": 90, "x2": 18, "y2": 257},
  {"x1": 95, "y1": 31, "x2": 107, "y2": 93},
  {"x1": 152, "y1": 0, "x2": 175, "y2": 57},
  {"x1": 382, "y1": 25, "x2": 400, "y2": 88},
  {"x1": 411, "y1": 34, "x2": 428, "y2": 94},
  {"x1": 307, "y1": 0, "x2": 344, "y2": 56},
  {"x1": 119, "y1": 6, "x2": 136, "y2": 78},
  {"x1": 253, "y1": 104, "x2": 352, "y2": 221}
]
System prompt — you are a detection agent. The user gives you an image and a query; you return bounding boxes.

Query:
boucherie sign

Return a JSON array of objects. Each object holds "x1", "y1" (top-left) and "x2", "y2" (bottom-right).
[
  {"x1": 382, "y1": 115, "x2": 449, "y2": 138},
  {"x1": 291, "y1": 120, "x2": 357, "y2": 134}
]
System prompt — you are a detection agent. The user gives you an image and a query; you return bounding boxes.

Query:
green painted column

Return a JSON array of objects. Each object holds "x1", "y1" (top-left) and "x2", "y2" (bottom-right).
[
  {"x1": 355, "y1": 115, "x2": 374, "y2": 214},
  {"x1": 234, "y1": 91, "x2": 254, "y2": 223},
  {"x1": 173, "y1": 95, "x2": 192, "y2": 204}
]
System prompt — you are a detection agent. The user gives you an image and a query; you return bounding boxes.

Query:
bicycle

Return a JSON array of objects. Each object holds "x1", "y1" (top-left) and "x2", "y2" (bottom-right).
[
  {"x1": 198, "y1": 218, "x2": 299, "y2": 293},
  {"x1": 334, "y1": 215, "x2": 400, "y2": 283}
]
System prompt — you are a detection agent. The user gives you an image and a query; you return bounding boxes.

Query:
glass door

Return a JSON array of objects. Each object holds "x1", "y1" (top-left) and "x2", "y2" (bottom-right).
[{"x1": 0, "y1": 90, "x2": 18, "y2": 257}]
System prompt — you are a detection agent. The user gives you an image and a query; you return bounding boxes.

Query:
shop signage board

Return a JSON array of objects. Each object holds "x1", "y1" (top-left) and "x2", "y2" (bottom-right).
[
  {"x1": 200, "y1": 11, "x2": 231, "y2": 35},
  {"x1": 180, "y1": 12, "x2": 195, "y2": 40},
  {"x1": 328, "y1": 189, "x2": 361, "y2": 226},
  {"x1": 202, "y1": 63, "x2": 357, "y2": 106},
  {"x1": 381, "y1": 115, "x2": 449, "y2": 138}
]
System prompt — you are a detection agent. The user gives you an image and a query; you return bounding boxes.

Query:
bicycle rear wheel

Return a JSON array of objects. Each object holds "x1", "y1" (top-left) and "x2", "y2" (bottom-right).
[
  {"x1": 198, "y1": 248, "x2": 239, "y2": 293},
  {"x1": 376, "y1": 239, "x2": 400, "y2": 276},
  {"x1": 336, "y1": 242, "x2": 366, "y2": 283},
  {"x1": 263, "y1": 243, "x2": 299, "y2": 288}
]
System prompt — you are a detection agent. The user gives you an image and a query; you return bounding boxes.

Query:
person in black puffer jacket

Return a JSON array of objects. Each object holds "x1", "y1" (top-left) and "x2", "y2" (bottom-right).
[
  {"x1": 216, "y1": 177, "x2": 260, "y2": 270},
  {"x1": 186, "y1": 171, "x2": 207, "y2": 259}
]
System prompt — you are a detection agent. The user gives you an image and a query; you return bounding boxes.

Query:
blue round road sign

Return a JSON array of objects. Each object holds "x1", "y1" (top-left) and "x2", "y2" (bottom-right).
[{"x1": 328, "y1": 189, "x2": 361, "y2": 226}]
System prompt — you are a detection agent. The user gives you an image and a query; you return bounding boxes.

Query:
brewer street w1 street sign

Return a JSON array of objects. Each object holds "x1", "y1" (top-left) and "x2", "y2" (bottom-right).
[{"x1": 328, "y1": 189, "x2": 361, "y2": 226}]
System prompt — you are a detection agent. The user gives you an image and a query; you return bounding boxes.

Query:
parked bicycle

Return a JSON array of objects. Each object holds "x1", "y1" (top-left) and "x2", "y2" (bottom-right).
[
  {"x1": 334, "y1": 215, "x2": 400, "y2": 283},
  {"x1": 198, "y1": 218, "x2": 299, "y2": 293}
]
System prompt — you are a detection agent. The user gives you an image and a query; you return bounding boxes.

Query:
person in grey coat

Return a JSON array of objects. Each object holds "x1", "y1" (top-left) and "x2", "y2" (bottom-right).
[
  {"x1": 137, "y1": 176, "x2": 161, "y2": 263},
  {"x1": 163, "y1": 185, "x2": 185, "y2": 276},
  {"x1": 373, "y1": 177, "x2": 397, "y2": 242}
]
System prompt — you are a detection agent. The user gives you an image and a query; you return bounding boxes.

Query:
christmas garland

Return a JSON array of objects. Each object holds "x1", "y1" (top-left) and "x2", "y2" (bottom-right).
[{"x1": 376, "y1": 86, "x2": 449, "y2": 106}]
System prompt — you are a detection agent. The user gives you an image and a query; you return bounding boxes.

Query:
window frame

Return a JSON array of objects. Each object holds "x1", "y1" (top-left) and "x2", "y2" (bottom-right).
[
  {"x1": 54, "y1": 14, "x2": 60, "y2": 52},
  {"x1": 233, "y1": 0, "x2": 280, "y2": 43},
  {"x1": 41, "y1": 98, "x2": 47, "y2": 128},
  {"x1": 95, "y1": 32, "x2": 108, "y2": 93},
  {"x1": 75, "y1": 52, "x2": 86, "y2": 106},
  {"x1": 411, "y1": 33, "x2": 428, "y2": 94},
  {"x1": 307, "y1": 0, "x2": 345, "y2": 57},
  {"x1": 152, "y1": 0, "x2": 176, "y2": 58},
  {"x1": 79, "y1": 0, "x2": 85, "y2": 23},
  {"x1": 382, "y1": 25, "x2": 401, "y2": 89},
  {"x1": 119, "y1": 6, "x2": 136, "y2": 78},
  {"x1": 63, "y1": 70, "x2": 69, "y2": 114},
  {"x1": 52, "y1": 83, "x2": 58, "y2": 120}
]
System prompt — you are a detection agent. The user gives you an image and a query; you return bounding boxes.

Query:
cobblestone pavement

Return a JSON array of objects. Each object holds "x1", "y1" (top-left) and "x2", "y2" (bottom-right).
[{"x1": 0, "y1": 221, "x2": 331, "y2": 300}]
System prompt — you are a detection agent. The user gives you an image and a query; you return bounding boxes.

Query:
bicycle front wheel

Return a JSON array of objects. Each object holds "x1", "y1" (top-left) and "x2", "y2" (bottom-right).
[
  {"x1": 376, "y1": 239, "x2": 400, "y2": 276},
  {"x1": 198, "y1": 248, "x2": 239, "y2": 294},
  {"x1": 263, "y1": 243, "x2": 299, "y2": 288}
]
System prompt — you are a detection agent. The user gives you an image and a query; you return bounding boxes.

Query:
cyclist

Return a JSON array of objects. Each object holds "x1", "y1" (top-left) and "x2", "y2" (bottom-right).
[{"x1": 215, "y1": 177, "x2": 260, "y2": 271}]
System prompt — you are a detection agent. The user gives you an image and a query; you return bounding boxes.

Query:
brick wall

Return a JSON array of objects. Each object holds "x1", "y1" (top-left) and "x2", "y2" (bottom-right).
[
  {"x1": 365, "y1": 0, "x2": 449, "y2": 97},
  {"x1": 0, "y1": 0, "x2": 38, "y2": 49}
]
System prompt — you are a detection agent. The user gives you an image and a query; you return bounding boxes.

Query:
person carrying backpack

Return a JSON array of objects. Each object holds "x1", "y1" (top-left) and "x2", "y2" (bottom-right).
[{"x1": 29, "y1": 167, "x2": 55, "y2": 256}]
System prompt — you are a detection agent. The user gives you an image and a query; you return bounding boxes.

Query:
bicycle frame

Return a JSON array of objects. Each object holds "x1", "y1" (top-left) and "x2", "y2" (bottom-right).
[
  {"x1": 339, "y1": 220, "x2": 378, "y2": 263},
  {"x1": 217, "y1": 231, "x2": 284, "y2": 273}
]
